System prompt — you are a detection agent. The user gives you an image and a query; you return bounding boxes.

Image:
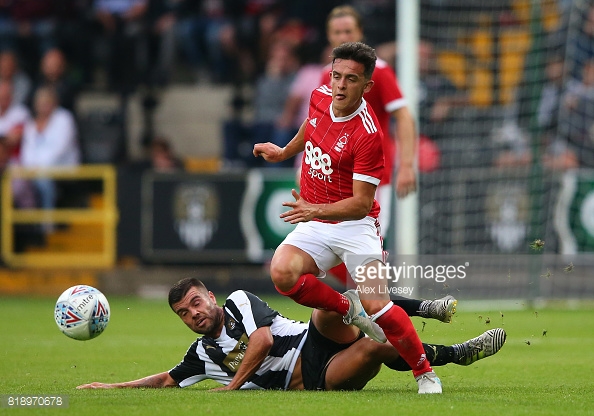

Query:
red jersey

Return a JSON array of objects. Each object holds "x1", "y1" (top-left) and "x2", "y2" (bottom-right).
[
  {"x1": 300, "y1": 85, "x2": 384, "y2": 221},
  {"x1": 320, "y1": 58, "x2": 406, "y2": 184}
]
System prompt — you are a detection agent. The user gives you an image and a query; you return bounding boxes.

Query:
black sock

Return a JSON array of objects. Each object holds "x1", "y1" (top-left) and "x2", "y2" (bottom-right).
[
  {"x1": 385, "y1": 343, "x2": 456, "y2": 371},
  {"x1": 392, "y1": 296, "x2": 423, "y2": 317}
]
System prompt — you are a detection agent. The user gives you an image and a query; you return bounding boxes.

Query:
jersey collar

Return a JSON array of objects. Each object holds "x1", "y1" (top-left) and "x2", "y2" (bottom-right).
[{"x1": 330, "y1": 98, "x2": 368, "y2": 123}]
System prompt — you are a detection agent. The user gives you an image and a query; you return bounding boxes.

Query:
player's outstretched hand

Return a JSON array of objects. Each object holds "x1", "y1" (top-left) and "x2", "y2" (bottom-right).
[
  {"x1": 253, "y1": 142, "x2": 284, "y2": 163},
  {"x1": 76, "y1": 382, "x2": 115, "y2": 389},
  {"x1": 280, "y1": 189, "x2": 318, "y2": 224}
]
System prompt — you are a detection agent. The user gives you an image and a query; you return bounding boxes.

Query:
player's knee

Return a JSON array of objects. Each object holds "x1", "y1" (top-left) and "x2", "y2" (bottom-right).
[
  {"x1": 358, "y1": 338, "x2": 381, "y2": 359},
  {"x1": 269, "y1": 260, "x2": 298, "y2": 292}
]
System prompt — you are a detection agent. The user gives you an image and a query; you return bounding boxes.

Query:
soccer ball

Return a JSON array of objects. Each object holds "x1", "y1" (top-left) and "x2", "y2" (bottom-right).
[{"x1": 54, "y1": 285, "x2": 110, "y2": 341}]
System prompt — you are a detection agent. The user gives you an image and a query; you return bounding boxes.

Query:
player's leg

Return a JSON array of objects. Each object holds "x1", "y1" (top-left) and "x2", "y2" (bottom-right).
[
  {"x1": 337, "y1": 220, "x2": 441, "y2": 393},
  {"x1": 386, "y1": 328, "x2": 507, "y2": 370},
  {"x1": 270, "y1": 224, "x2": 350, "y2": 316},
  {"x1": 324, "y1": 327, "x2": 507, "y2": 391},
  {"x1": 345, "y1": 261, "x2": 442, "y2": 393},
  {"x1": 323, "y1": 338, "x2": 390, "y2": 391},
  {"x1": 310, "y1": 308, "x2": 394, "y2": 391},
  {"x1": 310, "y1": 308, "x2": 360, "y2": 345},
  {"x1": 327, "y1": 261, "x2": 457, "y2": 323},
  {"x1": 394, "y1": 295, "x2": 458, "y2": 323}
]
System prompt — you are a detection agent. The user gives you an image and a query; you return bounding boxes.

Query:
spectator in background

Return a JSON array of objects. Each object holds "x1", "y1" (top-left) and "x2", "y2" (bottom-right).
[
  {"x1": 92, "y1": 0, "x2": 149, "y2": 94},
  {"x1": 275, "y1": 43, "x2": 331, "y2": 161},
  {"x1": 0, "y1": 80, "x2": 35, "y2": 208},
  {"x1": 20, "y1": 86, "x2": 80, "y2": 215},
  {"x1": 417, "y1": 39, "x2": 468, "y2": 143},
  {"x1": 130, "y1": 135, "x2": 182, "y2": 172},
  {"x1": 148, "y1": 136, "x2": 183, "y2": 172},
  {"x1": 53, "y1": 0, "x2": 96, "y2": 86},
  {"x1": 144, "y1": 0, "x2": 193, "y2": 87},
  {"x1": 219, "y1": 0, "x2": 287, "y2": 118},
  {"x1": 223, "y1": 39, "x2": 299, "y2": 168},
  {"x1": 157, "y1": 0, "x2": 230, "y2": 84},
  {"x1": 0, "y1": 80, "x2": 30, "y2": 161},
  {"x1": 0, "y1": 1, "x2": 16, "y2": 52},
  {"x1": 0, "y1": 136, "x2": 10, "y2": 172},
  {"x1": 252, "y1": 39, "x2": 299, "y2": 166},
  {"x1": 219, "y1": 0, "x2": 282, "y2": 84},
  {"x1": 29, "y1": 48, "x2": 79, "y2": 113},
  {"x1": 538, "y1": 54, "x2": 579, "y2": 171},
  {"x1": 557, "y1": 57, "x2": 594, "y2": 168},
  {"x1": 0, "y1": 50, "x2": 32, "y2": 105},
  {"x1": 9, "y1": 0, "x2": 58, "y2": 72},
  {"x1": 568, "y1": 2, "x2": 594, "y2": 80}
]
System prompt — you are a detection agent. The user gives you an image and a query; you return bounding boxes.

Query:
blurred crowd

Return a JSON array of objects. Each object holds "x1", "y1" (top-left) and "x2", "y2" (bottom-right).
[{"x1": 1, "y1": 0, "x2": 594, "y2": 214}]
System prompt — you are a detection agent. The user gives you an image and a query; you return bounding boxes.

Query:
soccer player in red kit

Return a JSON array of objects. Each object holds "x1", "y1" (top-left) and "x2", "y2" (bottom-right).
[
  {"x1": 316, "y1": 6, "x2": 456, "y2": 323},
  {"x1": 253, "y1": 41, "x2": 442, "y2": 394},
  {"x1": 322, "y1": 5, "x2": 417, "y2": 234}
]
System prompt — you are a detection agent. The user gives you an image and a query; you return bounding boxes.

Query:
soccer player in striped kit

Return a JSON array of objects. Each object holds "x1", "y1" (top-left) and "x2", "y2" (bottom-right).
[{"x1": 76, "y1": 278, "x2": 506, "y2": 391}]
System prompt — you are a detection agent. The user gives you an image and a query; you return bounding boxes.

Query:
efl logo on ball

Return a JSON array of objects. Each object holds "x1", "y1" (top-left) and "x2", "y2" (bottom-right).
[{"x1": 54, "y1": 285, "x2": 110, "y2": 341}]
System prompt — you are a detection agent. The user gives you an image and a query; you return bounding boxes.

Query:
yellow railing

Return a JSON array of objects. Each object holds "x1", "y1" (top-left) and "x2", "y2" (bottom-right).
[{"x1": 1, "y1": 165, "x2": 118, "y2": 268}]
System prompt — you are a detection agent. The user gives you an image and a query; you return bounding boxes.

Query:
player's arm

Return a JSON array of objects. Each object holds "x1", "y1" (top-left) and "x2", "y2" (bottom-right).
[
  {"x1": 76, "y1": 371, "x2": 179, "y2": 389},
  {"x1": 211, "y1": 326, "x2": 274, "y2": 391},
  {"x1": 280, "y1": 180, "x2": 377, "y2": 223},
  {"x1": 392, "y1": 106, "x2": 417, "y2": 198},
  {"x1": 253, "y1": 118, "x2": 306, "y2": 163}
]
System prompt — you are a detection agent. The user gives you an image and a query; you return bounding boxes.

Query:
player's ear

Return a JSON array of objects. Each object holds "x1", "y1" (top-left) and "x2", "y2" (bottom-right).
[
  {"x1": 363, "y1": 79, "x2": 374, "y2": 93},
  {"x1": 208, "y1": 291, "x2": 217, "y2": 304}
]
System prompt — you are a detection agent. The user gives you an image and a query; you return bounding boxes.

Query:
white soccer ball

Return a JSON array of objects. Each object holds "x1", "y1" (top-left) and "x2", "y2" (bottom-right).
[{"x1": 54, "y1": 285, "x2": 110, "y2": 341}]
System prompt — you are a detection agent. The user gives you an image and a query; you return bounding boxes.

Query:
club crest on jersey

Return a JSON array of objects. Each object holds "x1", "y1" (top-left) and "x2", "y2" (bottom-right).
[
  {"x1": 334, "y1": 133, "x2": 349, "y2": 153},
  {"x1": 304, "y1": 141, "x2": 333, "y2": 182},
  {"x1": 227, "y1": 317, "x2": 237, "y2": 331}
]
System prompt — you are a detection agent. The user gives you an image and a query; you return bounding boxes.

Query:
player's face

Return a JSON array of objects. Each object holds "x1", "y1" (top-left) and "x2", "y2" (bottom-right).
[
  {"x1": 172, "y1": 287, "x2": 222, "y2": 336},
  {"x1": 327, "y1": 16, "x2": 363, "y2": 48},
  {"x1": 331, "y1": 58, "x2": 373, "y2": 117}
]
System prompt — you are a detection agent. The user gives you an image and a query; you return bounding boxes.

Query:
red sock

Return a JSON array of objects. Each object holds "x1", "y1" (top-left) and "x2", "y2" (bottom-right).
[
  {"x1": 276, "y1": 273, "x2": 350, "y2": 315},
  {"x1": 328, "y1": 263, "x2": 349, "y2": 285},
  {"x1": 375, "y1": 304, "x2": 433, "y2": 378}
]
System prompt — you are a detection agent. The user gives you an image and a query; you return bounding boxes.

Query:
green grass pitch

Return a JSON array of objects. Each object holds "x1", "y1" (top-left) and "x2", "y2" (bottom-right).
[{"x1": 1, "y1": 294, "x2": 594, "y2": 415}]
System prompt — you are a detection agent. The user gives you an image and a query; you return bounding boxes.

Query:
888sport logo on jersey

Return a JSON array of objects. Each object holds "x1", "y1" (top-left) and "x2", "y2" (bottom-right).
[{"x1": 304, "y1": 141, "x2": 333, "y2": 182}]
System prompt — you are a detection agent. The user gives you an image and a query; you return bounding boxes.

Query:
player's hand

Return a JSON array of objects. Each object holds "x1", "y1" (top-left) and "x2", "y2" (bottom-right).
[
  {"x1": 253, "y1": 142, "x2": 284, "y2": 163},
  {"x1": 395, "y1": 164, "x2": 417, "y2": 198},
  {"x1": 280, "y1": 189, "x2": 317, "y2": 223},
  {"x1": 76, "y1": 382, "x2": 115, "y2": 389}
]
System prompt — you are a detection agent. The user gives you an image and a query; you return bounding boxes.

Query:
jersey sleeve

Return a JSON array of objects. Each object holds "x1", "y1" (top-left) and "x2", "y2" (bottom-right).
[
  {"x1": 374, "y1": 65, "x2": 407, "y2": 113},
  {"x1": 352, "y1": 129, "x2": 384, "y2": 186},
  {"x1": 224, "y1": 291, "x2": 279, "y2": 337},
  {"x1": 168, "y1": 339, "x2": 207, "y2": 387}
]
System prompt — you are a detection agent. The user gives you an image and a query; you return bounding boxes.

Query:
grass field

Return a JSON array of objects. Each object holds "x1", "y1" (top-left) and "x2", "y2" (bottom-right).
[{"x1": 1, "y1": 294, "x2": 594, "y2": 415}]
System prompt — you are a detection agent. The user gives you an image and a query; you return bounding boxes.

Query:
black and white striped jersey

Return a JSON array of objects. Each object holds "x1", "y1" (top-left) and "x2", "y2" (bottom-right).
[{"x1": 168, "y1": 290, "x2": 308, "y2": 390}]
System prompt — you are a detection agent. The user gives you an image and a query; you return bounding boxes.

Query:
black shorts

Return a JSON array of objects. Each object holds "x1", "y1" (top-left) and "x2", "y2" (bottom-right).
[{"x1": 300, "y1": 320, "x2": 365, "y2": 390}]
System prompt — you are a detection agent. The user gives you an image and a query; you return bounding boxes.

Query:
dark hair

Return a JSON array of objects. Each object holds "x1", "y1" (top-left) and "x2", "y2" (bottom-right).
[
  {"x1": 168, "y1": 278, "x2": 208, "y2": 310},
  {"x1": 327, "y1": 5, "x2": 363, "y2": 32},
  {"x1": 331, "y1": 42, "x2": 377, "y2": 80}
]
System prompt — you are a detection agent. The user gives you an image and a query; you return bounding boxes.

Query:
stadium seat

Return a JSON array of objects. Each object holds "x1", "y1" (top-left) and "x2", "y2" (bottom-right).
[{"x1": 437, "y1": 50, "x2": 468, "y2": 89}]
